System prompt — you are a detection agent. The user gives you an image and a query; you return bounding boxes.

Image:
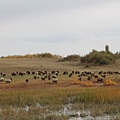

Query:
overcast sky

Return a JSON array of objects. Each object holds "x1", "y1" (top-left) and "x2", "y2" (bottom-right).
[{"x1": 0, "y1": 0, "x2": 120, "y2": 57}]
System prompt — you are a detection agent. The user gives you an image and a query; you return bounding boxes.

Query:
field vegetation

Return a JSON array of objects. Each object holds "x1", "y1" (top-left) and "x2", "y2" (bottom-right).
[
  {"x1": 81, "y1": 50, "x2": 118, "y2": 65},
  {"x1": 1, "y1": 53, "x2": 62, "y2": 59},
  {"x1": 58, "y1": 54, "x2": 80, "y2": 62},
  {"x1": 0, "y1": 53, "x2": 120, "y2": 119}
]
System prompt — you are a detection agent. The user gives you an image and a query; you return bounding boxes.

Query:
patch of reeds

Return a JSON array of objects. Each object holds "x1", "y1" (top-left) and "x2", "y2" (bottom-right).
[{"x1": 0, "y1": 87, "x2": 120, "y2": 118}]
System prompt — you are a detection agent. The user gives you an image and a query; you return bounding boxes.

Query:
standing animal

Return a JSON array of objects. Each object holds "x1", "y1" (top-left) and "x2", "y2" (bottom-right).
[
  {"x1": 25, "y1": 79, "x2": 29, "y2": 83},
  {"x1": 97, "y1": 78, "x2": 103, "y2": 82},
  {"x1": 52, "y1": 78, "x2": 58, "y2": 84},
  {"x1": 5, "y1": 78, "x2": 12, "y2": 83},
  {"x1": 0, "y1": 77, "x2": 4, "y2": 82}
]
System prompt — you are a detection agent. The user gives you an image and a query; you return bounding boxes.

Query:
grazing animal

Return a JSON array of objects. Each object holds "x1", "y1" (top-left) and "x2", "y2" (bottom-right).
[
  {"x1": 34, "y1": 76, "x2": 37, "y2": 79},
  {"x1": 5, "y1": 78, "x2": 12, "y2": 83},
  {"x1": 87, "y1": 76, "x2": 91, "y2": 80},
  {"x1": 41, "y1": 76, "x2": 46, "y2": 81},
  {"x1": 0, "y1": 78, "x2": 4, "y2": 82},
  {"x1": 101, "y1": 74, "x2": 106, "y2": 78},
  {"x1": 26, "y1": 71, "x2": 30, "y2": 75},
  {"x1": 19, "y1": 72, "x2": 25, "y2": 76},
  {"x1": 78, "y1": 77, "x2": 81, "y2": 81},
  {"x1": 0, "y1": 77, "x2": 4, "y2": 82},
  {"x1": 72, "y1": 71, "x2": 74, "y2": 74},
  {"x1": 69, "y1": 73, "x2": 72, "y2": 78},
  {"x1": 94, "y1": 75, "x2": 98, "y2": 79},
  {"x1": 32, "y1": 72, "x2": 35, "y2": 74},
  {"x1": 36, "y1": 75, "x2": 40, "y2": 78},
  {"x1": 97, "y1": 78, "x2": 103, "y2": 82},
  {"x1": 75, "y1": 71, "x2": 79, "y2": 74},
  {"x1": 51, "y1": 71, "x2": 55, "y2": 74},
  {"x1": 25, "y1": 79, "x2": 29, "y2": 83},
  {"x1": 52, "y1": 78, "x2": 58, "y2": 84},
  {"x1": 11, "y1": 72, "x2": 17, "y2": 76},
  {"x1": 2, "y1": 73, "x2": 6, "y2": 76},
  {"x1": 52, "y1": 75, "x2": 57, "y2": 78},
  {"x1": 47, "y1": 74, "x2": 51, "y2": 80},
  {"x1": 63, "y1": 71, "x2": 68, "y2": 75}
]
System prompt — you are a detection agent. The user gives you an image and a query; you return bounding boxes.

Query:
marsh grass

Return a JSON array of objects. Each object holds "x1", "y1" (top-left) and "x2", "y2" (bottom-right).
[{"x1": 0, "y1": 87, "x2": 120, "y2": 119}]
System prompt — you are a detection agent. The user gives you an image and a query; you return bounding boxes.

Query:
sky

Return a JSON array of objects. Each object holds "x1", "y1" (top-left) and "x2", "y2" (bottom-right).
[{"x1": 0, "y1": 0, "x2": 120, "y2": 57}]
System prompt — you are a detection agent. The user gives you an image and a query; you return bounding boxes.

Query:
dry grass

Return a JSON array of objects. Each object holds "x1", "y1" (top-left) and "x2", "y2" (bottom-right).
[
  {"x1": 104, "y1": 80, "x2": 117, "y2": 86},
  {"x1": 0, "y1": 58, "x2": 120, "y2": 73},
  {"x1": 0, "y1": 57, "x2": 119, "y2": 91},
  {"x1": 0, "y1": 58, "x2": 120, "y2": 119},
  {"x1": 0, "y1": 58, "x2": 80, "y2": 74}
]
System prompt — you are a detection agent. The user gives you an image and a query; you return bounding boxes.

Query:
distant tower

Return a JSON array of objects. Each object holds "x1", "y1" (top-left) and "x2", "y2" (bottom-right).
[{"x1": 105, "y1": 45, "x2": 109, "y2": 52}]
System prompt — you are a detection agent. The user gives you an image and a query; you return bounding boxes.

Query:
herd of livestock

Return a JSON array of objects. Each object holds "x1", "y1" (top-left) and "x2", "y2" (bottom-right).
[{"x1": 0, "y1": 69, "x2": 120, "y2": 84}]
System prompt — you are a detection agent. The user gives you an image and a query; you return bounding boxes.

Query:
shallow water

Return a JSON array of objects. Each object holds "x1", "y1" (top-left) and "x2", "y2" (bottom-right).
[
  {"x1": 34, "y1": 103, "x2": 117, "y2": 120},
  {"x1": 0, "y1": 102, "x2": 118, "y2": 120}
]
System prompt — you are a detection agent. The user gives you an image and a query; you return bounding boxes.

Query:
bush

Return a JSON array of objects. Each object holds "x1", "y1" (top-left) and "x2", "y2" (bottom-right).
[
  {"x1": 3, "y1": 53, "x2": 54, "y2": 59},
  {"x1": 59, "y1": 54, "x2": 80, "y2": 62},
  {"x1": 81, "y1": 50, "x2": 118, "y2": 65},
  {"x1": 37, "y1": 53, "x2": 53, "y2": 58},
  {"x1": 103, "y1": 80, "x2": 117, "y2": 86}
]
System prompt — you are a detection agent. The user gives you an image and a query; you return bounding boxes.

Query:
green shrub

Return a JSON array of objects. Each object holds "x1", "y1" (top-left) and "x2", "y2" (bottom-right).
[
  {"x1": 81, "y1": 50, "x2": 118, "y2": 65},
  {"x1": 59, "y1": 54, "x2": 80, "y2": 62},
  {"x1": 37, "y1": 53, "x2": 53, "y2": 58}
]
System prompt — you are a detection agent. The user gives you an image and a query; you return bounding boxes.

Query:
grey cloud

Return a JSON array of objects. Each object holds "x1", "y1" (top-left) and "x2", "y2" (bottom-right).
[{"x1": 0, "y1": 0, "x2": 114, "y2": 22}]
